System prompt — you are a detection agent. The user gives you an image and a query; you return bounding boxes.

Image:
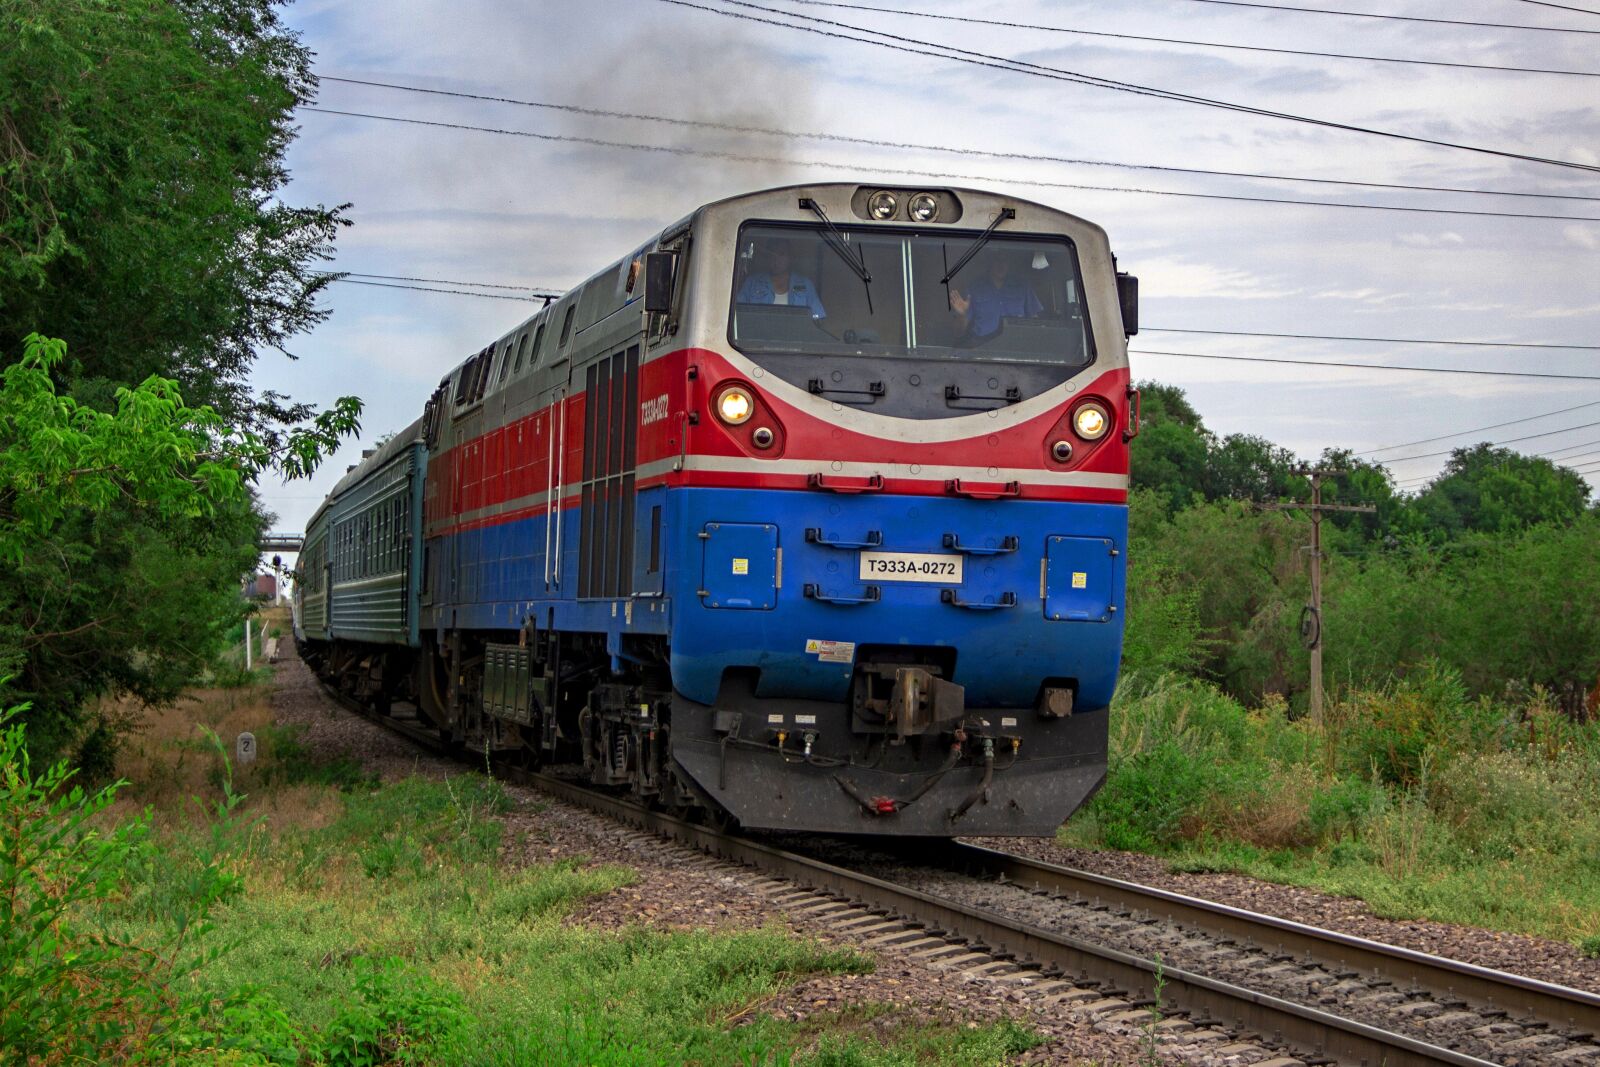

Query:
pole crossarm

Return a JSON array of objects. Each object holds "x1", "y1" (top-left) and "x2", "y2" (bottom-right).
[{"x1": 1260, "y1": 501, "x2": 1377, "y2": 514}]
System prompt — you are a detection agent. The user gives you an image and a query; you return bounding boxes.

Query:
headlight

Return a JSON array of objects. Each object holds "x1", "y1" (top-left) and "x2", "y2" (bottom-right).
[
  {"x1": 868, "y1": 190, "x2": 898, "y2": 220},
  {"x1": 716, "y1": 386, "x2": 754, "y2": 425},
  {"x1": 908, "y1": 193, "x2": 939, "y2": 222},
  {"x1": 1073, "y1": 402, "x2": 1110, "y2": 441}
]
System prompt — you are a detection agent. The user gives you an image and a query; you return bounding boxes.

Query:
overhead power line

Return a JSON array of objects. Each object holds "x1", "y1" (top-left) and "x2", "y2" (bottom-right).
[
  {"x1": 1162, "y1": 0, "x2": 1600, "y2": 34},
  {"x1": 773, "y1": 0, "x2": 1600, "y2": 78},
  {"x1": 1509, "y1": 0, "x2": 1600, "y2": 16},
  {"x1": 1380, "y1": 418, "x2": 1600, "y2": 465},
  {"x1": 1148, "y1": 327, "x2": 1600, "y2": 351},
  {"x1": 327, "y1": 277, "x2": 545, "y2": 302},
  {"x1": 301, "y1": 107, "x2": 1600, "y2": 224},
  {"x1": 322, "y1": 75, "x2": 1600, "y2": 205},
  {"x1": 1133, "y1": 348, "x2": 1600, "y2": 381},
  {"x1": 662, "y1": 0, "x2": 1600, "y2": 175},
  {"x1": 1539, "y1": 437, "x2": 1600, "y2": 458},
  {"x1": 316, "y1": 267, "x2": 1600, "y2": 361},
  {"x1": 314, "y1": 269, "x2": 564, "y2": 294},
  {"x1": 1357, "y1": 400, "x2": 1600, "y2": 455},
  {"x1": 315, "y1": 265, "x2": 1600, "y2": 352}
]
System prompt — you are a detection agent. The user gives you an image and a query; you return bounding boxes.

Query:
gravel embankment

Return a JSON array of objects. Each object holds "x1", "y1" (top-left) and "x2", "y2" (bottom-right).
[
  {"x1": 976, "y1": 836, "x2": 1600, "y2": 996},
  {"x1": 269, "y1": 655, "x2": 1167, "y2": 1066}
]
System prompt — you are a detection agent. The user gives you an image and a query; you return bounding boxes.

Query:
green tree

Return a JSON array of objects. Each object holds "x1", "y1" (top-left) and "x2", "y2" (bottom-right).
[
  {"x1": 1409, "y1": 444, "x2": 1591, "y2": 540},
  {"x1": 1121, "y1": 513, "x2": 1208, "y2": 680},
  {"x1": 1203, "y1": 433, "x2": 1301, "y2": 504},
  {"x1": 0, "y1": 335, "x2": 359, "y2": 765},
  {"x1": 1, "y1": 1, "x2": 361, "y2": 763},
  {"x1": 1, "y1": 0, "x2": 347, "y2": 428},
  {"x1": 1130, "y1": 382, "x2": 1212, "y2": 512},
  {"x1": 1446, "y1": 518, "x2": 1600, "y2": 712}
]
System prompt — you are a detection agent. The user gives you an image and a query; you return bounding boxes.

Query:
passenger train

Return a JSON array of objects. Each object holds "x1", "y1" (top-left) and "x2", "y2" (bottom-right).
[{"x1": 295, "y1": 183, "x2": 1139, "y2": 836}]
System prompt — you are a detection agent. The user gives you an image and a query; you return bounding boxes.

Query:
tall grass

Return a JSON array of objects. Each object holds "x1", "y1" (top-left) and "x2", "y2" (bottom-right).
[
  {"x1": 14, "y1": 685, "x2": 1045, "y2": 1065},
  {"x1": 1065, "y1": 665, "x2": 1600, "y2": 946}
]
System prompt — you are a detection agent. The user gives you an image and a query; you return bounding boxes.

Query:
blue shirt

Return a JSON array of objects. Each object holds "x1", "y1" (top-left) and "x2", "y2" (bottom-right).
[
  {"x1": 737, "y1": 272, "x2": 826, "y2": 319},
  {"x1": 962, "y1": 278, "x2": 1043, "y2": 338}
]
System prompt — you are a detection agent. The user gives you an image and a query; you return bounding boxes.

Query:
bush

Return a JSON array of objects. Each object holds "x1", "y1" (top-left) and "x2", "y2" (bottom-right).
[
  {"x1": 0, "y1": 707, "x2": 242, "y2": 1063},
  {"x1": 1331, "y1": 661, "x2": 1507, "y2": 787},
  {"x1": 320, "y1": 957, "x2": 466, "y2": 1067}
]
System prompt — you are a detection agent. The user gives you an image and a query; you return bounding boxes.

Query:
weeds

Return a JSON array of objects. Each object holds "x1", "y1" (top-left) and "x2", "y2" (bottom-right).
[
  {"x1": 1140, "y1": 954, "x2": 1167, "y2": 1067},
  {"x1": 0, "y1": 706, "x2": 245, "y2": 1064},
  {"x1": 1067, "y1": 667, "x2": 1600, "y2": 943}
]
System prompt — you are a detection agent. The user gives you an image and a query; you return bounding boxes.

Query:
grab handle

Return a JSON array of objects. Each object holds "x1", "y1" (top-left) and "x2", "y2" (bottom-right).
[
  {"x1": 809, "y1": 473, "x2": 884, "y2": 494},
  {"x1": 942, "y1": 533, "x2": 1018, "y2": 555},
  {"x1": 940, "y1": 589, "x2": 1017, "y2": 611},
  {"x1": 945, "y1": 478, "x2": 1020, "y2": 500},
  {"x1": 806, "y1": 528, "x2": 883, "y2": 549},
  {"x1": 804, "y1": 583, "x2": 881, "y2": 606}
]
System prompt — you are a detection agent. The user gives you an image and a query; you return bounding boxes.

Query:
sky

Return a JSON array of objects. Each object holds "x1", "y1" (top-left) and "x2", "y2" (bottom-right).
[{"x1": 253, "y1": 0, "x2": 1600, "y2": 541}]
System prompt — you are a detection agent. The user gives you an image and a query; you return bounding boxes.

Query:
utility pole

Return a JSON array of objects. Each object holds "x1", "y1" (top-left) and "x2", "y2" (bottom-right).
[{"x1": 1262, "y1": 469, "x2": 1375, "y2": 725}]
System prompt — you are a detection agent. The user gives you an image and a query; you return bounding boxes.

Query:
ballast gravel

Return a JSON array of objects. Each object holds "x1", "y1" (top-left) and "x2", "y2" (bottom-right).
[
  {"x1": 973, "y1": 835, "x2": 1600, "y2": 997},
  {"x1": 270, "y1": 655, "x2": 1199, "y2": 1065}
]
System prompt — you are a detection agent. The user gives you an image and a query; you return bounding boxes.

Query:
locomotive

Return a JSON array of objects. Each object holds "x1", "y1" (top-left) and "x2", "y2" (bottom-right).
[{"x1": 295, "y1": 183, "x2": 1138, "y2": 836}]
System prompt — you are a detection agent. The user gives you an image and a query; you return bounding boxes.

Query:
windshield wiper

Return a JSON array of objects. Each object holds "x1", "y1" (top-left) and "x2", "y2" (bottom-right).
[
  {"x1": 799, "y1": 197, "x2": 873, "y2": 316},
  {"x1": 941, "y1": 207, "x2": 1016, "y2": 285},
  {"x1": 799, "y1": 198, "x2": 871, "y2": 285}
]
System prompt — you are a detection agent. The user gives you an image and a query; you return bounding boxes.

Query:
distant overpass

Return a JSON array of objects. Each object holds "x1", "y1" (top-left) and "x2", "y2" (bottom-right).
[{"x1": 259, "y1": 531, "x2": 303, "y2": 553}]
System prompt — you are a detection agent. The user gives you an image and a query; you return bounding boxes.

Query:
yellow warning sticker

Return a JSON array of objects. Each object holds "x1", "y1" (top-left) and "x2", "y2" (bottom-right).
[
  {"x1": 805, "y1": 638, "x2": 856, "y2": 663},
  {"x1": 732, "y1": 558, "x2": 749, "y2": 575},
  {"x1": 1072, "y1": 571, "x2": 1088, "y2": 589}
]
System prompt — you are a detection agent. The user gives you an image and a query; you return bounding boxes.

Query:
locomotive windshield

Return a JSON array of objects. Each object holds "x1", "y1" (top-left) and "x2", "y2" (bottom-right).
[{"x1": 729, "y1": 223, "x2": 1094, "y2": 367}]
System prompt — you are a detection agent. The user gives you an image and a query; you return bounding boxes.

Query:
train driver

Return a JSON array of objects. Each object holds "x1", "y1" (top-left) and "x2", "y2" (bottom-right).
[
  {"x1": 950, "y1": 251, "x2": 1043, "y2": 342},
  {"x1": 737, "y1": 238, "x2": 827, "y2": 319}
]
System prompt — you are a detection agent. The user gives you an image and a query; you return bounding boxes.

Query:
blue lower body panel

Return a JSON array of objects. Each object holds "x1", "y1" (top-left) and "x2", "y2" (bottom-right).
[{"x1": 666, "y1": 488, "x2": 1127, "y2": 710}]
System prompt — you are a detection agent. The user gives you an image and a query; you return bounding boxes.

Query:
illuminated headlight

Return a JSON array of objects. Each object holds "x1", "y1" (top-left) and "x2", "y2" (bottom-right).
[
  {"x1": 1073, "y1": 402, "x2": 1110, "y2": 441},
  {"x1": 716, "y1": 386, "x2": 754, "y2": 425},
  {"x1": 908, "y1": 193, "x2": 939, "y2": 222},
  {"x1": 868, "y1": 190, "x2": 898, "y2": 220}
]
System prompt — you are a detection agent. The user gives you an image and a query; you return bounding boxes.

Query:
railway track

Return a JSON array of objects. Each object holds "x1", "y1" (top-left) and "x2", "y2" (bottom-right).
[{"x1": 316, "y1": 685, "x2": 1600, "y2": 1067}]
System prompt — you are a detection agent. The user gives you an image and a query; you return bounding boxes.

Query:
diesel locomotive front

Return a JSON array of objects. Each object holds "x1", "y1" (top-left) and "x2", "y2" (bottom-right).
[{"x1": 297, "y1": 183, "x2": 1139, "y2": 836}]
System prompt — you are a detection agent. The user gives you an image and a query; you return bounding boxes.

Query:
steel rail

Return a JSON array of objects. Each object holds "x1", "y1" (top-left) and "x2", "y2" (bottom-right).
[
  {"x1": 311, "y1": 684, "x2": 1527, "y2": 1066},
  {"x1": 526, "y1": 772, "x2": 1496, "y2": 1067},
  {"x1": 946, "y1": 841, "x2": 1600, "y2": 1040}
]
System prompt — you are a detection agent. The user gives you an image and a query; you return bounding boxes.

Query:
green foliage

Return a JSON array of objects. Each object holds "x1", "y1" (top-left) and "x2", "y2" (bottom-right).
[
  {"x1": 320, "y1": 957, "x2": 466, "y2": 1067},
  {"x1": 0, "y1": 0, "x2": 348, "y2": 425},
  {"x1": 0, "y1": 0, "x2": 364, "y2": 767},
  {"x1": 0, "y1": 335, "x2": 361, "y2": 765},
  {"x1": 798, "y1": 1015, "x2": 1045, "y2": 1066},
  {"x1": 1330, "y1": 662, "x2": 1506, "y2": 787},
  {"x1": 1120, "y1": 493, "x2": 1209, "y2": 679},
  {"x1": 0, "y1": 707, "x2": 243, "y2": 1064},
  {"x1": 255, "y1": 723, "x2": 376, "y2": 792},
  {"x1": 1129, "y1": 381, "x2": 1307, "y2": 514},
  {"x1": 1409, "y1": 444, "x2": 1591, "y2": 542},
  {"x1": 1067, "y1": 677, "x2": 1600, "y2": 943}
]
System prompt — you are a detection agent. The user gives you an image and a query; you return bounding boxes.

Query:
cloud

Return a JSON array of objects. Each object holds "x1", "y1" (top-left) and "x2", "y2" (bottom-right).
[
  {"x1": 250, "y1": 0, "x2": 1600, "y2": 535},
  {"x1": 1564, "y1": 225, "x2": 1599, "y2": 251},
  {"x1": 1395, "y1": 232, "x2": 1465, "y2": 249},
  {"x1": 1134, "y1": 257, "x2": 1302, "y2": 300}
]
